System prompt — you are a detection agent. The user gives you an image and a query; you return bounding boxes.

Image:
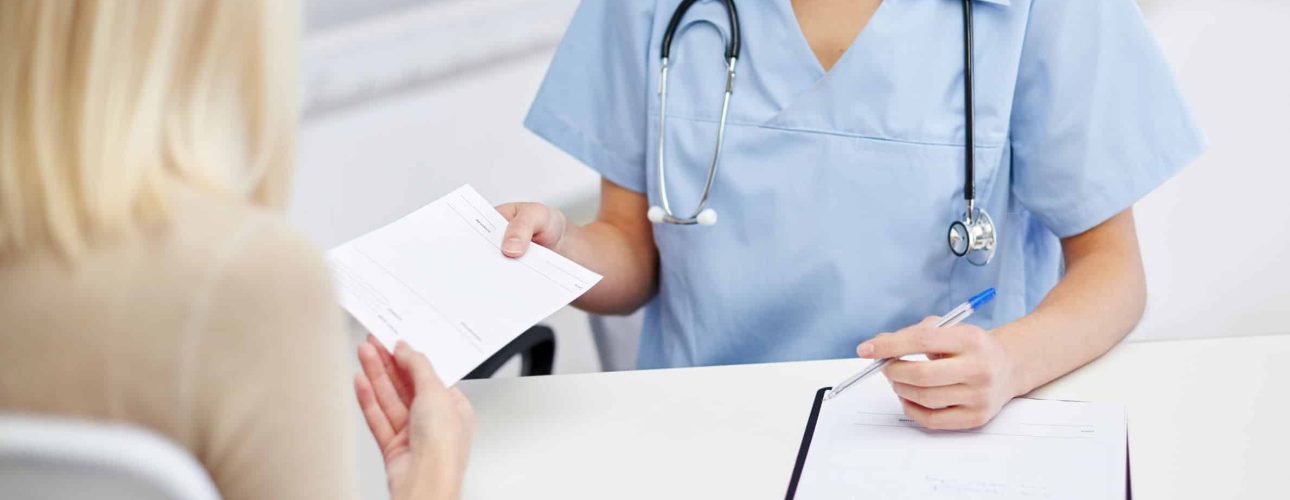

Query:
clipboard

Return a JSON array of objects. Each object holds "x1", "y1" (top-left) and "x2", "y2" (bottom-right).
[
  {"x1": 784, "y1": 387, "x2": 1133, "y2": 499},
  {"x1": 784, "y1": 387, "x2": 830, "y2": 500}
]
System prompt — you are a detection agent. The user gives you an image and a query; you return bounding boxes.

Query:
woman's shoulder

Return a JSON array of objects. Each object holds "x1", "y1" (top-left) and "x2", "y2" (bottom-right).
[
  {"x1": 166, "y1": 189, "x2": 336, "y2": 329},
  {"x1": 0, "y1": 187, "x2": 334, "y2": 333},
  {"x1": 164, "y1": 193, "x2": 357, "y2": 500}
]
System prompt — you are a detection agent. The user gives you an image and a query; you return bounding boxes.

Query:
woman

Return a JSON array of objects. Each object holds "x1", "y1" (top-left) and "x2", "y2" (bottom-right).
[
  {"x1": 499, "y1": 0, "x2": 1204, "y2": 429},
  {"x1": 0, "y1": 2, "x2": 469, "y2": 499}
]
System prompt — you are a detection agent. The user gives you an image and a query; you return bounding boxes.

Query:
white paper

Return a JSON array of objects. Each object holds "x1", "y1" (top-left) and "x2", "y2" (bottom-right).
[
  {"x1": 328, "y1": 185, "x2": 602, "y2": 384},
  {"x1": 795, "y1": 375, "x2": 1126, "y2": 499}
]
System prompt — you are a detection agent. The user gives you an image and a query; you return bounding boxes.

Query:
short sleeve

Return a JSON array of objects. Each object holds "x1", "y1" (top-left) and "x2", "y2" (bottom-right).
[
  {"x1": 524, "y1": 0, "x2": 656, "y2": 193},
  {"x1": 1009, "y1": 0, "x2": 1207, "y2": 237}
]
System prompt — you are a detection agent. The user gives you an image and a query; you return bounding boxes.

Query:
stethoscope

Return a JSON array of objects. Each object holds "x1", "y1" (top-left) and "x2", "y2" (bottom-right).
[{"x1": 646, "y1": 0, "x2": 998, "y2": 266}]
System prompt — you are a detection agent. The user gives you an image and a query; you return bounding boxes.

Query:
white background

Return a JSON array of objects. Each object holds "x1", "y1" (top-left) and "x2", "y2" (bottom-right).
[{"x1": 291, "y1": 0, "x2": 1290, "y2": 375}]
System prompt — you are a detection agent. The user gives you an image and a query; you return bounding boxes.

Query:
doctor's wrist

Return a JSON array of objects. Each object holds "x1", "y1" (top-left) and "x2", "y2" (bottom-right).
[{"x1": 993, "y1": 326, "x2": 1034, "y2": 399}]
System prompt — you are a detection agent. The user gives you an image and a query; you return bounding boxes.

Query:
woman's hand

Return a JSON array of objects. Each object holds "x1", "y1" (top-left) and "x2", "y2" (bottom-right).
[
  {"x1": 496, "y1": 202, "x2": 569, "y2": 258},
  {"x1": 857, "y1": 317, "x2": 1020, "y2": 430},
  {"x1": 355, "y1": 335, "x2": 474, "y2": 500}
]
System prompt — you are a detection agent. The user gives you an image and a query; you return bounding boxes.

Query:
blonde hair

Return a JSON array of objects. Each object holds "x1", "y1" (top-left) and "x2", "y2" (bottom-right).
[{"x1": 0, "y1": 0, "x2": 299, "y2": 258}]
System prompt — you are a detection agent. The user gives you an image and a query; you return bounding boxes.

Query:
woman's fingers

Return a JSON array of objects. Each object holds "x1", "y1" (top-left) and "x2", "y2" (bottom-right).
[
  {"x1": 899, "y1": 398, "x2": 992, "y2": 430},
  {"x1": 366, "y1": 335, "x2": 411, "y2": 404},
  {"x1": 447, "y1": 387, "x2": 477, "y2": 432},
  {"x1": 394, "y1": 341, "x2": 448, "y2": 396},
  {"x1": 358, "y1": 342, "x2": 411, "y2": 429},
  {"x1": 890, "y1": 381, "x2": 983, "y2": 410},
  {"x1": 354, "y1": 374, "x2": 395, "y2": 445}
]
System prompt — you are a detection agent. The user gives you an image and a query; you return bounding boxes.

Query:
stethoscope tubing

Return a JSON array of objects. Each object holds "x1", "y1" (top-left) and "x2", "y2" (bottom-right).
[
  {"x1": 651, "y1": 0, "x2": 996, "y2": 265},
  {"x1": 961, "y1": 0, "x2": 976, "y2": 207},
  {"x1": 655, "y1": 56, "x2": 736, "y2": 225}
]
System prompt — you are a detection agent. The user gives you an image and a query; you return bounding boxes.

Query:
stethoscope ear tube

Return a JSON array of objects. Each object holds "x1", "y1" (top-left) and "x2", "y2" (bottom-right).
[{"x1": 661, "y1": 0, "x2": 741, "y2": 60}]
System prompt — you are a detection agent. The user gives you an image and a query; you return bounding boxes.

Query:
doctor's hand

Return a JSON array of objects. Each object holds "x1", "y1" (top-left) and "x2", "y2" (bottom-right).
[
  {"x1": 857, "y1": 317, "x2": 1021, "y2": 430},
  {"x1": 355, "y1": 336, "x2": 474, "y2": 500},
  {"x1": 495, "y1": 202, "x2": 568, "y2": 258}
]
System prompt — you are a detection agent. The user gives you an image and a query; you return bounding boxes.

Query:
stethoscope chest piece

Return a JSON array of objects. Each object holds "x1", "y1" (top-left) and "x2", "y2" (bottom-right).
[{"x1": 948, "y1": 206, "x2": 996, "y2": 266}]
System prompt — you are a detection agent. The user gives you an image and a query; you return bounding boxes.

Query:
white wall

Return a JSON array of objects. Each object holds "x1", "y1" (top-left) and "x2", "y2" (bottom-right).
[
  {"x1": 1131, "y1": 0, "x2": 1290, "y2": 340},
  {"x1": 291, "y1": 53, "x2": 597, "y2": 248},
  {"x1": 290, "y1": 1, "x2": 1290, "y2": 376}
]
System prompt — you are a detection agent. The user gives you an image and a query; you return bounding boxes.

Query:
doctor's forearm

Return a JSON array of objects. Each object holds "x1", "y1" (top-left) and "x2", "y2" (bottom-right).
[
  {"x1": 560, "y1": 220, "x2": 658, "y2": 315},
  {"x1": 993, "y1": 209, "x2": 1146, "y2": 396},
  {"x1": 556, "y1": 178, "x2": 659, "y2": 315}
]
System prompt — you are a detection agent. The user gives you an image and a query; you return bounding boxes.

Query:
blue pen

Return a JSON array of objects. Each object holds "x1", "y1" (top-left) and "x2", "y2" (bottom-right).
[{"x1": 824, "y1": 288, "x2": 997, "y2": 401}]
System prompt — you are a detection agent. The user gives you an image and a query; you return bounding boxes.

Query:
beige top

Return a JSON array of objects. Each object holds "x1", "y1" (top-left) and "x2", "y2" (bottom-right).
[{"x1": 0, "y1": 188, "x2": 356, "y2": 500}]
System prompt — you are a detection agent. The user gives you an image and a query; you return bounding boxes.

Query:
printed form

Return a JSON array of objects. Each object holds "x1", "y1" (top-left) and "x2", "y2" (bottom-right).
[
  {"x1": 328, "y1": 185, "x2": 601, "y2": 385},
  {"x1": 794, "y1": 376, "x2": 1126, "y2": 499}
]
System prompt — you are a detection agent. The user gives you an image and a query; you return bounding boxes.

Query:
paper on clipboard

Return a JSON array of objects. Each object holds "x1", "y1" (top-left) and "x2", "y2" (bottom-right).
[{"x1": 788, "y1": 376, "x2": 1127, "y2": 499}]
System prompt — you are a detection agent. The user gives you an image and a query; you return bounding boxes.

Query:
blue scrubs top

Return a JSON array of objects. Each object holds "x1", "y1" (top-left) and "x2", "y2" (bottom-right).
[{"x1": 524, "y1": 0, "x2": 1206, "y2": 369}]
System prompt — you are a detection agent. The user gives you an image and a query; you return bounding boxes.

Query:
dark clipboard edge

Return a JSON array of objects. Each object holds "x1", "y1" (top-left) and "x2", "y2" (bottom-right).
[
  {"x1": 1126, "y1": 433, "x2": 1133, "y2": 499},
  {"x1": 783, "y1": 387, "x2": 1133, "y2": 499},
  {"x1": 784, "y1": 387, "x2": 829, "y2": 500}
]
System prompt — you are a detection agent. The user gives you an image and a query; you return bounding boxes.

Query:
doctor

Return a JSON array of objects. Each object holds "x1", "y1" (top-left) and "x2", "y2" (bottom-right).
[{"x1": 498, "y1": 0, "x2": 1203, "y2": 429}]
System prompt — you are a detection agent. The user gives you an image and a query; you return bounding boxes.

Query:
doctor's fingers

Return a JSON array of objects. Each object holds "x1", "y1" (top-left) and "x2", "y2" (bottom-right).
[
  {"x1": 358, "y1": 342, "x2": 411, "y2": 429},
  {"x1": 859, "y1": 324, "x2": 973, "y2": 360},
  {"x1": 910, "y1": 317, "x2": 952, "y2": 360},
  {"x1": 882, "y1": 358, "x2": 971, "y2": 388},
  {"x1": 496, "y1": 202, "x2": 565, "y2": 257},
  {"x1": 899, "y1": 398, "x2": 992, "y2": 431},
  {"x1": 890, "y1": 381, "x2": 985, "y2": 410}
]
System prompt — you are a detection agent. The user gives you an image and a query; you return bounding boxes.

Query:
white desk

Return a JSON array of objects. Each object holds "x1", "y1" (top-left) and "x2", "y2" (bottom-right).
[{"x1": 445, "y1": 335, "x2": 1290, "y2": 499}]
